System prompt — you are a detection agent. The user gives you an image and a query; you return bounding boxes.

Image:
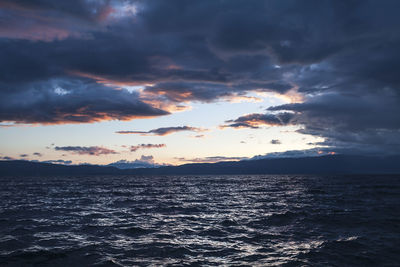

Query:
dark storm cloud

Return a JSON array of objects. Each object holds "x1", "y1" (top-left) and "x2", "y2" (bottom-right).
[
  {"x1": 0, "y1": 0, "x2": 119, "y2": 41},
  {"x1": 0, "y1": 79, "x2": 168, "y2": 124},
  {"x1": 267, "y1": 92, "x2": 400, "y2": 131},
  {"x1": 116, "y1": 126, "x2": 204, "y2": 136},
  {"x1": 222, "y1": 112, "x2": 295, "y2": 129},
  {"x1": 144, "y1": 82, "x2": 233, "y2": 103},
  {"x1": 54, "y1": 146, "x2": 118, "y2": 156},
  {"x1": 0, "y1": 0, "x2": 305, "y2": 121},
  {"x1": 266, "y1": 91, "x2": 400, "y2": 153},
  {"x1": 129, "y1": 144, "x2": 166, "y2": 152},
  {"x1": 0, "y1": 0, "x2": 111, "y2": 19},
  {"x1": 1, "y1": 0, "x2": 400, "y2": 154},
  {"x1": 144, "y1": 81, "x2": 294, "y2": 103}
]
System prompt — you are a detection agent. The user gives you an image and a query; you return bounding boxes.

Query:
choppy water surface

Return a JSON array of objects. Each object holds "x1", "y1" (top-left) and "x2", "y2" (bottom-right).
[{"x1": 0, "y1": 175, "x2": 399, "y2": 266}]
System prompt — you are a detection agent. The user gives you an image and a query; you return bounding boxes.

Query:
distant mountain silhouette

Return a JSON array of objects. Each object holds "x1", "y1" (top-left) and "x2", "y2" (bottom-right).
[
  {"x1": 1, "y1": 155, "x2": 400, "y2": 176},
  {"x1": 0, "y1": 160, "x2": 120, "y2": 176}
]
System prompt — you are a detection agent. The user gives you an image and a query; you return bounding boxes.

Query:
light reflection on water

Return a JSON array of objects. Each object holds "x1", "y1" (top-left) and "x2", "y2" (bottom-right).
[{"x1": 0, "y1": 175, "x2": 399, "y2": 266}]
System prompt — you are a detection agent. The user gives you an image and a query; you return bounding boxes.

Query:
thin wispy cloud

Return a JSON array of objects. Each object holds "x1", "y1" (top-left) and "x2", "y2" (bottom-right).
[
  {"x1": 116, "y1": 126, "x2": 206, "y2": 136},
  {"x1": 176, "y1": 156, "x2": 247, "y2": 163},
  {"x1": 129, "y1": 144, "x2": 166, "y2": 152},
  {"x1": 191, "y1": 134, "x2": 206, "y2": 139},
  {"x1": 270, "y1": 139, "x2": 282, "y2": 145},
  {"x1": 54, "y1": 146, "x2": 118, "y2": 156}
]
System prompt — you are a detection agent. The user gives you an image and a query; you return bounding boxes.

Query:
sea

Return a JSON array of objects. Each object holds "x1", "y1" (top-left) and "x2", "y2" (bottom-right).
[{"x1": 0, "y1": 175, "x2": 399, "y2": 266}]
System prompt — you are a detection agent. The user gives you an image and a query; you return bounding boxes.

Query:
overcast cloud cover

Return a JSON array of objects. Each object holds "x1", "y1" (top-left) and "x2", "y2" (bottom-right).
[{"x1": 1, "y1": 0, "x2": 400, "y2": 155}]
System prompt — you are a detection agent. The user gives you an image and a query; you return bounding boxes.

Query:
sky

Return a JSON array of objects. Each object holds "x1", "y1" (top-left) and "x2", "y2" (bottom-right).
[{"x1": 1, "y1": 0, "x2": 400, "y2": 166}]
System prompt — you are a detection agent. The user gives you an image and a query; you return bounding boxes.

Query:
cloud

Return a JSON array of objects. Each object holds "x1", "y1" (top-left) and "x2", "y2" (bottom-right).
[
  {"x1": 266, "y1": 91, "x2": 400, "y2": 154},
  {"x1": 108, "y1": 155, "x2": 163, "y2": 169},
  {"x1": 0, "y1": 79, "x2": 168, "y2": 124},
  {"x1": 252, "y1": 148, "x2": 337, "y2": 160},
  {"x1": 0, "y1": 0, "x2": 400, "y2": 154},
  {"x1": 0, "y1": 0, "x2": 314, "y2": 125},
  {"x1": 129, "y1": 144, "x2": 166, "y2": 152},
  {"x1": 116, "y1": 126, "x2": 205, "y2": 136},
  {"x1": 191, "y1": 134, "x2": 205, "y2": 138},
  {"x1": 42, "y1": 159, "x2": 72, "y2": 165},
  {"x1": 176, "y1": 156, "x2": 247, "y2": 163},
  {"x1": 267, "y1": 92, "x2": 400, "y2": 131},
  {"x1": 0, "y1": 0, "x2": 137, "y2": 41},
  {"x1": 221, "y1": 112, "x2": 295, "y2": 129},
  {"x1": 33, "y1": 152, "x2": 43, "y2": 157},
  {"x1": 0, "y1": 156, "x2": 14, "y2": 160},
  {"x1": 54, "y1": 146, "x2": 118, "y2": 156},
  {"x1": 142, "y1": 81, "x2": 293, "y2": 104},
  {"x1": 270, "y1": 139, "x2": 281, "y2": 145},
  {"x1": 0, "y1": 123, "x2": 15, "y2": 128},
  {"x1": 19, "y1": 154, "x2": 28, "y2": 158}
]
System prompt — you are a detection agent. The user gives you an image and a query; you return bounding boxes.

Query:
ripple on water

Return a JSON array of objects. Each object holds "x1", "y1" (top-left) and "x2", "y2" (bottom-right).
[{"x1": 0, "y1": 174, "x2": 399, "y2": 266}]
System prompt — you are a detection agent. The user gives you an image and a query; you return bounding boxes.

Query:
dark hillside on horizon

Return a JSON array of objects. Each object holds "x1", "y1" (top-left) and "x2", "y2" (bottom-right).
[
  {"x1": 1, "y1": 155, "x2": 400, "y2": 176},
  {"x1": 128, "y1": 155, "x2": 400, "y2": 175},
  {"x1": 0, "y1": 160, "x2": 120, "y2": 176}
]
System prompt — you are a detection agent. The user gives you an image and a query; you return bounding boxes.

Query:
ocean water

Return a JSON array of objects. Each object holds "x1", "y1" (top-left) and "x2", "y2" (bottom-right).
[{"x1": 0, "y1": 175, "x2": 399, "y2": 266}]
